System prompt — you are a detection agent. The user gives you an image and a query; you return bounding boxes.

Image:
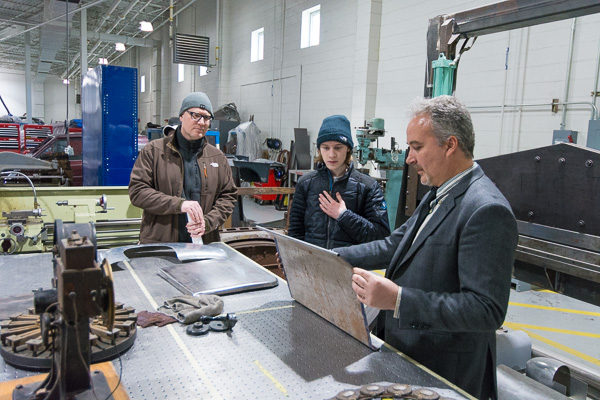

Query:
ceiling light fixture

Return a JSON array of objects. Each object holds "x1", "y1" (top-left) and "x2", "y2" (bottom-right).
[
  {"x1": 115, "y1": 42, "x2": 126, "y2": 51},
  {"x1": 62, "y1": 79, "x2": 70, "y2": 85},
  {"x1": 140, "y1": 21, "x2": 153, "y2": 32},
  {"x1": 98, "y1": 58, "x2": 108, "y2": 65}
]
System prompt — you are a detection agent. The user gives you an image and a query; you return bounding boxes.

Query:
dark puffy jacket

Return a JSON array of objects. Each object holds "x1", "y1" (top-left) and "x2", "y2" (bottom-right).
[{"x1": 288, "y1": 163, "x2": 390, "y2": 249}]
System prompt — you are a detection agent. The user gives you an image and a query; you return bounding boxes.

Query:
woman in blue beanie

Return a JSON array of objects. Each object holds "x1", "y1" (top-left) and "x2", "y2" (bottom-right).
[{"x1": 288, "y1": 115, "x2": 391, "y2": 249}]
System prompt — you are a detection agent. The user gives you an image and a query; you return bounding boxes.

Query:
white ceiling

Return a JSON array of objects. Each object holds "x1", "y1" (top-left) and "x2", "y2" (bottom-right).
[{"x1": 0, "y1": 0, "x2": 173, "y2": 81}]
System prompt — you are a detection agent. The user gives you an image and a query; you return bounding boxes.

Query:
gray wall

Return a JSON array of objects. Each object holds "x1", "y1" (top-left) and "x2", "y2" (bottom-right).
[
  {"x1": 2, "y1": 0, "x2": 600, "y2": 160},
  {"x1": 135, "y1": 0, "x2": 600, "y2": 159}
]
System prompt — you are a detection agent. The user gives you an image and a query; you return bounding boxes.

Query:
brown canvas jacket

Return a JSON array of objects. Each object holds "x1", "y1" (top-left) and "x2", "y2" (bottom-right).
[{"x1": 129, "y1": 131, "x2": 237, "y2": 243}]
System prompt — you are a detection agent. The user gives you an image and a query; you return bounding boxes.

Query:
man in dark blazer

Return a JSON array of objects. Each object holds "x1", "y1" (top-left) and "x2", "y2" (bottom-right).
[{"x1": 336, "y1": 96, "x2": 518, "y2": 399}]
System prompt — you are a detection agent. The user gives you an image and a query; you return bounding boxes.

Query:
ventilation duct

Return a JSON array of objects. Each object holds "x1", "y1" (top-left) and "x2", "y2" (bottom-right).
[
  {"x1": 173, "y1": 33, "x2": 209, "y2": 66},
  {"x1": 35, "y1": 0, "x2": 78, "y2": 84}
]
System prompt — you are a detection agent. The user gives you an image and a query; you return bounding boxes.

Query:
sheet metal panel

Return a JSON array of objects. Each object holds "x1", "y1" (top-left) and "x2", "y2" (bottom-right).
[{"x1": 261, "y1": 228, "x2": 375, "y2": 350}]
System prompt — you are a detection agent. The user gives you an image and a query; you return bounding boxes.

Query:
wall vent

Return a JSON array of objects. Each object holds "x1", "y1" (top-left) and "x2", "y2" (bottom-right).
[{"x1": 173, "y1": 33, "x2": 209, "y2": 66}]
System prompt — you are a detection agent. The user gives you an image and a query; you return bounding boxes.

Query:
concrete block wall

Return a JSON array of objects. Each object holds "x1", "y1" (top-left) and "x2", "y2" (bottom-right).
[
  {"x1": 0, "y1": 67, "x2": 57, "y2": 123},
  {"x1": 129, "y1": 0, "x2": 600, "y2": 157},
  {"x1": 3, "y1": 0, "x2": 600, "y2": 160},
  {"x1": 376, "y1": 2, "x2": 600, "y2": 158}
]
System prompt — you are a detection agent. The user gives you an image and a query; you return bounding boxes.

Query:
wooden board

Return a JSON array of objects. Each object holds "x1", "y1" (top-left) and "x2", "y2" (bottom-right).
[{"x1": 0, "y1": 362, "x2": 129, "y2": 400}]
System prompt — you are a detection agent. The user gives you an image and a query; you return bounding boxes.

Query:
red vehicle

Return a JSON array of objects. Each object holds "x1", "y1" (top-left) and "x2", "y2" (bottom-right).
[
  {"x1": 31, "y1": 133, "x2": 83, "y2": 186},
  {"x1": 31, "y1": 133, "x2": 147, "y2": 186}
]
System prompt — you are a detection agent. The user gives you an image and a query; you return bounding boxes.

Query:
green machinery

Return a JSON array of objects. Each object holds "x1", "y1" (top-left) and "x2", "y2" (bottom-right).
[
  {"x1": 431, "y1": 53, "x2": 456, "y2": 97},
  {"x1": 354, "y1": 118, "x2": 405, "y2": 228},
  {"x1": 1, "y1": 185, "x2": 142, "y2": 254}
]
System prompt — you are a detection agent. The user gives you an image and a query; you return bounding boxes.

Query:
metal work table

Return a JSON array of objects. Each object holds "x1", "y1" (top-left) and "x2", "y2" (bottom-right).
[{"x1": 0, "y1": 245, "x2": 470, "y2": 399}]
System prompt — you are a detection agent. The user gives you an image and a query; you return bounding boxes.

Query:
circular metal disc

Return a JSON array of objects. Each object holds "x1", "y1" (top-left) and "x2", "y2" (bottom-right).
[
  {"x1": 413, "y1": 387, "x2": 440, "y2": 400},
  {"x1": 186, "y1": 322, "x2": 210, "y2": 336},
  {"x1": 359, "y1": 384, "x2": 384, "y2": 397},
  {"x1": 209, "y1": 320, "x2": 228, "y2": 332},
  {"x1": 385, "y1": 383, "x2": 412, "y2": 397}
]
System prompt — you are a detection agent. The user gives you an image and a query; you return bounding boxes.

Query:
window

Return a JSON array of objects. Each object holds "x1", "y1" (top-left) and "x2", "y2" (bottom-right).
[
  {"x1": 251, "y1": 27, "x2": 264, "y2": 62},
  {"x1": 178, "y1": 63, "x2": 185, "y2": 82},
  {"x1": 199, "y1": 66, "x2": 208, "y2": 76},
  {"x1": 140, "y1": 75, "x2": 146, "y2": 93},
  {"x1": 301, "y1": 5, "x2": 320, "y2": 49}
]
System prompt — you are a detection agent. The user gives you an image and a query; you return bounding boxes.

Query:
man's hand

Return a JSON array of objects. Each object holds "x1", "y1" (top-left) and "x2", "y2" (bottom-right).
[
  {"x1": 351, "y1": 268, "x2": 399, "y2": 310},
  {"x1": 186, "y1": 218, "x2": 205, "y2": 237},
  {"x1": 181, "y1": 200, "x2": 205, "y2": 237},
  {"x1": 319, "y1": 191, "x2": 347, "y2": 219}
]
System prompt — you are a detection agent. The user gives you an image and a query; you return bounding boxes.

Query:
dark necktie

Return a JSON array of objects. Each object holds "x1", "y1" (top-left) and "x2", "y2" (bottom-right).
[{"x1": 396, "y1": 187, "x2": 438, "y2": 263}]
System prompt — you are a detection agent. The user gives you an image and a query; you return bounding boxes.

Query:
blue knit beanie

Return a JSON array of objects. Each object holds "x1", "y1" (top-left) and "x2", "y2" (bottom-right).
[
  {"x1": 317, "y1": 115, "x2": 354, "y2": 149},
  {"x1": 179, "y1": 92, "x2": 213, "y2": 117}
]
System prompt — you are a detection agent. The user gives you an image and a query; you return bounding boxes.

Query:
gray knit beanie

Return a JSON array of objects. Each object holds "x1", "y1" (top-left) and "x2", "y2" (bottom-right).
[
  {"x1": 317, "y1": 115, "x2": 354, "y2": 149},
  {"x1": 179, "y1": 92, "x2": 213, "y2": 117}
]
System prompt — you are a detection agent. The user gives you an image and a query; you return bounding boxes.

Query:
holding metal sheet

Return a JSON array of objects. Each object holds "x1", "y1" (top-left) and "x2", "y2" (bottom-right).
[{"x1": 258, "y1": 227, "x2": 377, "y2": 350}]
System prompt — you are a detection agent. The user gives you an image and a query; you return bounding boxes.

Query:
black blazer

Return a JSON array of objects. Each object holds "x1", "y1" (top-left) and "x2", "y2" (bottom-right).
[{"x1": 337, "y1": 165, "x2": 518, "y2": 399}]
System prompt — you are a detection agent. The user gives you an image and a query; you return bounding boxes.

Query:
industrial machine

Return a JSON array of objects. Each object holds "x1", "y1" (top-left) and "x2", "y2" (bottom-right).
[
  {"x1": 2, "y1": 221, "x2": 136, "y2": 399},
  {"x1": 477, "y1": 143, "x2": 600, "y2": 307},
  {"x1": 1, "y1": 180, "x2": 142, "y2": 254},
  {"x1": 1, "y1": 154, "x2": 71, "y2": 187},
  {"x1": 354, "y1": 118, "x2": 405, "y2": 228}
]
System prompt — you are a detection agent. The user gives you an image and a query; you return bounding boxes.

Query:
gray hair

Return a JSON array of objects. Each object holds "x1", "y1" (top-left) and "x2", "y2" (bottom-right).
[{"x1": 408, "y1": 95, "x2": 475, "y2": 159}]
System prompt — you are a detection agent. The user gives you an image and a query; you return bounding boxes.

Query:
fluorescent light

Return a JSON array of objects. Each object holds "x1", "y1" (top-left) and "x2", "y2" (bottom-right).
[
  {"x1": 140, "y1": 21, "x2": 153, "y2": 32},
  {"x1": 98, "y1": 57, "x2": 108, "y2": 65},
  {"x1": 115, "y1": 42, "x2": 126, "y2": 51},
  {"x1": 62, "y1": 79, "x2": 70, "y2": 84}
]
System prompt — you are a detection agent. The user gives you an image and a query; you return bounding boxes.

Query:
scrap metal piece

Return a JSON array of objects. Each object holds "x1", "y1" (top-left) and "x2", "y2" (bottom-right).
[
  {"x1": 99, "y1": 242, "x2": 229, "y2": 265},
  {"x1": 385, "y1": 383, "x2": 413, "y2": 397},
  {"x1": 413, "y1": 387, "x2": 441, "y2": 400},
  {"x1": 334, "y1": 389, "x2": 359, "y2": 400},
  {"x1": 359, "y1": 383, "x2": 384, "y2": 397}
]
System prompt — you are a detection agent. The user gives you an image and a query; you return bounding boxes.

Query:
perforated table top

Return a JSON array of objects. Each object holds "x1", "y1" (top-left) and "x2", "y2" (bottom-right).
[{"x1": 0, "y1": 244, "x2": 470, "y2": 400}]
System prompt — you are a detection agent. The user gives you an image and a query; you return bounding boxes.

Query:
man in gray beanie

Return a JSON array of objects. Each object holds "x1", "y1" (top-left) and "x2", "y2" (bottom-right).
[{"x1": 129, "y1": 92, "x2": 237, "y2": 244}]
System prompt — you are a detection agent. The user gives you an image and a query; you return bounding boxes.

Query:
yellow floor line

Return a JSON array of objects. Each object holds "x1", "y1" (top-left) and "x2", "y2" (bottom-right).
[
  {"x1": 123, "y1": 260, "x2": 223, "y2": 400},
  {"x1": 237, "y1": 305, "x2": 294, "y2": 315},
  {"x1": 503, "y1": 322, "x2": 600, "y2": 367},
  {"x1": 503, "y1": 322, "x2": 600, "y2": 338},
  {"x1": 122, "y1": 260, "x2": 159, "y2": 310},
  {"x1": 509, "y1": 302, "x2": 600, "y2": 317},
  {"x1": 254, "y1": 360, "x2": 288, "y2": 396}
]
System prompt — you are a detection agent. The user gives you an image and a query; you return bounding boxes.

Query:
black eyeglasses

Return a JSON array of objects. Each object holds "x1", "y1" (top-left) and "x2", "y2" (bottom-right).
[{"x1": 187, "y1": 110, "x2": 213, "y2": 122}]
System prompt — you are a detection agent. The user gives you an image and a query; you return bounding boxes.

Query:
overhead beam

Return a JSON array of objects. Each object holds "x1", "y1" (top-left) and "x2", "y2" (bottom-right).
[
  {"x1": 424, "y1": 0, "x2": 600, "y2": 97},
  {"x1": 452, "y1": 0, "x2": 600, "y2": 38},
  {"x1": 70, "y1": 29, "x2": 158, "y2": 47}
]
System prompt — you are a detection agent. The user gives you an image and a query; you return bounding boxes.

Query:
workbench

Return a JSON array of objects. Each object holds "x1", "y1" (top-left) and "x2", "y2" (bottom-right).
[{"x1": 0, "y1": 245, "x2": 471, "y2": 399}]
